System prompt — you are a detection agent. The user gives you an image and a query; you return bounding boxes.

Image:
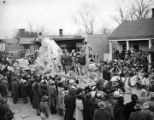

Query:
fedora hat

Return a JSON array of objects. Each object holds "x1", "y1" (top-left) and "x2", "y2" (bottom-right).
[
  {"x1": 98, "y1": 101, "x2": 106, "y2": 109},
  {"x1": 134, "y1": 103, "x2": 141, "y2": 110}
]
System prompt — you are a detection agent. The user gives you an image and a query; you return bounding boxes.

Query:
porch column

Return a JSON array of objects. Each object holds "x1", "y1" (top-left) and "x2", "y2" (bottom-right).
[
  {"x1": 109, "y1": 40, "x2": 112, "y2": 61},
  {"x1": 126, "y1": 40, "x2": 130, "y2": 51},
  {"x1": 149, "y1": 39, "x2": 152, "y2": 64},
  {"x1": 117, "y1": 41, "x2": 120, "y2": 50}
]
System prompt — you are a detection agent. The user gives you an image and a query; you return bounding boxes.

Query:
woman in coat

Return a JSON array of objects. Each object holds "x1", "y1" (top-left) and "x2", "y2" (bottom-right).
[
  {"x1": 83, "y1": 92, "x2": 95, "y2": 120},
  {"x1": 48, "y1": 80, "x2": 57, "y2": 114},
  {"x1": 57, "y1": 82, "x2": 64, "y2": 115},
  {"x1": 74, "y1": 88, "x2": 84, "y2": 120},
  {"x1": 32, "y1": 81, "x2": 41, "y2": 115},
  {"x1": 93, "y1": 101, "x2": 111, "y2": 120},
  {"x1": 64, "y1": 86, "x2": 76, "y2": 120},
  {"x1": 39, "y1": 95, "x2": 50, "y2": 120},
  {"x1": 114, "y1": 96, "x2": 127, "y2": 120},
  {"x1": 11, "y1": 77, "x2": 19, "y2": 104}
]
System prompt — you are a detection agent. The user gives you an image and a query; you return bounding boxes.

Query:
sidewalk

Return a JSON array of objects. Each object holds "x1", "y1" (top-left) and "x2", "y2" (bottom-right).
[{"x1": 8, "y1": 98, "x2": 63, "y2": 120}]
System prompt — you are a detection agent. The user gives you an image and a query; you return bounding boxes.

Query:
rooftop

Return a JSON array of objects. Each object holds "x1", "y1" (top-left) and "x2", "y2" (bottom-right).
[
  {"x1": 108, "y1": 18, "x2": 154, "y2": 40},
  {"x1": 51, "y1": 35, "x2": 84, "y2": 41},
  {"x1": 0, "y1": 39, "x2": 19, "y2": 44},
  {"x1": 19, "y1": 37, "x2": 36, "y2": 44}
]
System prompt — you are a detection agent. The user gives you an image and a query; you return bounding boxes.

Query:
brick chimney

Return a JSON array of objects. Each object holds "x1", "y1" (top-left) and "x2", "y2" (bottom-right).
[
  {"x1": 59, "y1": 29, "x2": 63, "y2": 36},
  {"x1": 19, "y1": 29, "x2": 25, "y2": 37},
  {"x1": 152, "y1": 8, "x2": 154, "y2": 18}
]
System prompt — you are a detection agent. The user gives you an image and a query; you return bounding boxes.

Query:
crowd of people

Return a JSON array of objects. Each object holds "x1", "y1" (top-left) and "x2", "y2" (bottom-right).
[{"x1": 0, "y1": 46, "x2": 154, "y2": 120}]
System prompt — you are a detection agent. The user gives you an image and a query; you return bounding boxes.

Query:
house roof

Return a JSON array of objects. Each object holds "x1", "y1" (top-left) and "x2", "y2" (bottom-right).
[
  {"x1": 0, "y1": 39, "x2": 18, "y2": 45},
  {"x1": 19, "y1": 37, "x2": 36, "y2": 44},
  {"x1": 51, "y1": 35, "x2": 84, "y2": 41},
  {"x1": 108, "y1": 18, "x2": 154, "y2": 40}
]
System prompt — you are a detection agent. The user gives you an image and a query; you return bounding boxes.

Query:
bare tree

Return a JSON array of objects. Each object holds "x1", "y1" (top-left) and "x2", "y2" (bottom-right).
[
  {"x1": 101, "y1": 27, "x2": 112, "y2": 35},
  {"x1": 28, "y1": 22, "x2": 34, "y2": 32},
  {"x1": 73, "y1": 2, "x2": 96, "y2": 35},
  {"x1": 36, "y1": 24, "x2": 45, "y2": 35},
  {"x1": 113, "y1": 6, "x2": 129, "y2": 24},
  {"x1": 113, "y1": 0, "x2": 152, "y2": 24},
  {"x1": 101, "y1": 24, "x2": 113, "y2": 35},
  {"x1": 27, "y1": 23, "x2": 45, "y2": 35}
]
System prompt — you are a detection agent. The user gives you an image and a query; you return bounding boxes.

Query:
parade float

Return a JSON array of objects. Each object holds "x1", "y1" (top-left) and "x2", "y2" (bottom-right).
[
  {"x1": 34, "y1": 37, "x2": 62, "y2": 76},
  {"x1": 10, "y1": 37, "x2": 149, "y2": 93}
]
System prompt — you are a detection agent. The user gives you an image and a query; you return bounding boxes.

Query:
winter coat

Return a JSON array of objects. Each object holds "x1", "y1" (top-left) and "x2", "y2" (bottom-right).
[
  {"x1": 57, "y1": 87, "x2": 64, "y2": 109},
  {"x1": 32, "y1": 82, "x2": 41, "y2": 109},
  {"x1": 114, "y1": 103, "x2": 127, "y2": 120},
  {"x1": 83, "y1": 96, "x2": 94, "y2": 120},
  {"x1": 11, "y1": 80, "x2": 19, "y2": 100},
  {"x1": 74, "y1": 98, "x2": 84, "y2": 120},
  {"x1": 28, "y1": 80, "x2": 34, "y2": 103},
  {"x1": 20, "y1": 81, "x2": 28, "y2": 98},
  {"x1": 125, "y1": 101, "x2": 137, "y2": 119},
  {"x1": 61, "y1": 90, "x2": 68, "y2": 110},
  {"x1": 129, "y1": 110, "x2": 154, "y2": 120},
  {"x1": 148, "y1": 99, "x2": 154, "y2": 113},
  {"x1": 0, "y1": 103, "x2": 14, "y2": 120},
  {"x1": 39, "y1": 101, "x2": 50, "y2": 119},
  {"x1": 93, "y1": 109, "x2": 111, "y2": 120},
  {"x1": 48, "y1": 85, "x2": 57, "y2": 107},
  {"x1": 64, "y1": 94, "x2": 76, "y2": 120},
  {"x1": 40, "y1": 83, "x2": 48, "y2": 97},
  {"x1": 0, "y1": 80, "x2": 8, "y2": 98},
  {"x1": 105, "y1": 100, "x2": 115, "y2": 120}
]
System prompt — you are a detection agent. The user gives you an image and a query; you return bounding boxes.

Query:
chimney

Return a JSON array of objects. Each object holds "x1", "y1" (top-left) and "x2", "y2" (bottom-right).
[
  {"x1": 19, "y1": 29, "x2": 25, "y2": 37},
  {"x1": 152, "y1": 8, "x2": 154, "y2": 18},
  {"x1": 59, "y1": 29, "x2": 63, "y2": 36}
]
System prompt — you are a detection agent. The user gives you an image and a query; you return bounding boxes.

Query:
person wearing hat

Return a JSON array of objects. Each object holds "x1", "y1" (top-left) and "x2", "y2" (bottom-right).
[
  {"x1": 39, "y1": 95, "x2": 49, "y2": 120},
  {"x1": 20, "y1": 78, "x2": 28, "y2": 103},
  {"x1": 0, "y1": 78, "x2": 8, "y2": 100},
  {"x1": 57, "y1": 81, "x2": 64, "y2": 116},
  {"x1": 0, "y1": 98, "x2": 14, "y2": 120},
  {"x1": 11, "y1": 77, "x2": 20, "y2": 104},
  {"x1": 27, "y1": 77, "x2": 35, "y2": 105},
  {"x1": 114, "y1": 96, "x2": 127, "y2": 120},
  {"x1": 32, "y1": 80, "x2": 41, "y2": 115},
  {"x1": 48, "y1": 80, "x2": 57, "y2": 115},
  {"x1": 140, "y1": 102, "x2": 154, "y2": 120},
  {"x1": 93, "y1": 101, "x2": 111, "y2": 120},
  {"x1": 128, "y1": 103, "x2": 142, "y2": 120},
  {"x1": 40, "y1": 79, "x2": 48, "y2": 97},
  {"x1": 129, "y1": 102, "x2": 154, "y2": 120},
  {"x1": 125, "y1": 94, "x2": 138, "y2": 120},
  {"x1": 64, "y1": 86, "x2": 76, "y2": 120},
  {"x1": 74, "y1": 88, "x2": 84, "y2": 120}
]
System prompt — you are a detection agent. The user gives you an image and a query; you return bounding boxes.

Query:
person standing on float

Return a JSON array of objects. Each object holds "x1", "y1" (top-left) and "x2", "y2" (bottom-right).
[{"x1": 81, "y1": 37, "x2": 92, "y2": 74}]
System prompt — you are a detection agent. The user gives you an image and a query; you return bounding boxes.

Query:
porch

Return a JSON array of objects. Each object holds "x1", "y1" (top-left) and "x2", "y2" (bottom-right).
[{"x1": 109, "y1": 39, "x2": 153, "y2": 64}]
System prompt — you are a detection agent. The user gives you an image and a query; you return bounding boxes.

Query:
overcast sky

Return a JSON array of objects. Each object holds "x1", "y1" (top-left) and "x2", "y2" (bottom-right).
[{"x1": 0, "y1": 0, "x2": 154, "y2": 38}]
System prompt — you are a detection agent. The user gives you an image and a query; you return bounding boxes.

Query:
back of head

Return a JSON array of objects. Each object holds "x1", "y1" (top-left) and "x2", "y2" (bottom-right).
[
  {"x1": 131, "y1": 94, "x2": 138, "y2": 102},
  {"x1": 76, "y1": 88, "x2": 83, "y2": 99},
  {"x1": 118, "y1": 96, "x2": 124, "y2": 104}
]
